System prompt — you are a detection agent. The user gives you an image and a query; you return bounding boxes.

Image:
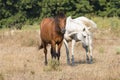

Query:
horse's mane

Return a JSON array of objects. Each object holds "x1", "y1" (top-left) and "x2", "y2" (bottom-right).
[
  {"x1": 54, "y1": 12, "x2": 66, "y2": 21},
  {"x1": 54, "y1": 12, "x2": 66, "y2": 28},
  {"x1": 56, "y1": 12, "x2": 66, "y2": 18}
]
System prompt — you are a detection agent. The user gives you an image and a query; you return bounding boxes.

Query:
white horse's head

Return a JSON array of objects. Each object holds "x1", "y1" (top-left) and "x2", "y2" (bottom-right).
[{"x1": 76, "y1": 27, "x2": 91, "y2": 47}]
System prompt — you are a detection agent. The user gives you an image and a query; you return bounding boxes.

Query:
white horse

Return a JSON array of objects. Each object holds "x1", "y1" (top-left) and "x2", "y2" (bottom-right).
[{"x1": 64, "y1": 16, "x2": 97, "y2": 65}]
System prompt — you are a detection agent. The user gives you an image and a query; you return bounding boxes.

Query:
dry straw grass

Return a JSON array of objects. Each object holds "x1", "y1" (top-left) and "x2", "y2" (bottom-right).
[{"x1": 0, "y1": 17, "x2": 120, "y2": 80}]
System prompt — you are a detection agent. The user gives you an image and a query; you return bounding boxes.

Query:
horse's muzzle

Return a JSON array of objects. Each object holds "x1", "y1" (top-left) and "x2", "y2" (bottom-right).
[{"x1": 61, "y1": 28, "x2": 66, "y2": 34}]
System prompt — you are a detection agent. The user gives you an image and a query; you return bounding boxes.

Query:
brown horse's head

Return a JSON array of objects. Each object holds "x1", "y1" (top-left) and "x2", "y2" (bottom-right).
[{"x1": 55, "y1": 12, "x2": 66, "y2": 34}]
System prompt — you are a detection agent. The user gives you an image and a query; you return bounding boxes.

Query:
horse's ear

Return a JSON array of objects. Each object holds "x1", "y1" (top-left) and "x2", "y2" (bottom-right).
[{"x1": 56, "y1": 11, "x2": 66, "y2": 18}]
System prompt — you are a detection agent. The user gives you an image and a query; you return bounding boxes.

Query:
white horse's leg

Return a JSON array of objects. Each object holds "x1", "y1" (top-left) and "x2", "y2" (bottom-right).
[
  {"x1": 63, "y1": 39, "x2": 70, "y2": 64},
  {"x1": 89, "y1": 44, "x2": 93, "y2": 63},
  {"x1": 71, "y1": 39, "x2": 76, "y2": 65},
  {"x1": 82, "y1": 44, "x2": 89, "y2": 63},
  {"x1": 89, "y1": 36, "x2": 93, "y2": 63}
]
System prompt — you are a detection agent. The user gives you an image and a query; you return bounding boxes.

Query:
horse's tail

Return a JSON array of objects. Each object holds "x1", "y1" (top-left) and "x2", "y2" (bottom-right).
[
  {"x1": 88, "y1": 19, "x2": 97, "y2": 29},
  {"x1": 79, "y1": 16, "x2": 97, "y2": 29},
  {"x1": 38, "y1": 42, "x2": 43, "y2": 49},
  {"x1": 39, "y1": 19, "x2": 44, "y2": 50}
]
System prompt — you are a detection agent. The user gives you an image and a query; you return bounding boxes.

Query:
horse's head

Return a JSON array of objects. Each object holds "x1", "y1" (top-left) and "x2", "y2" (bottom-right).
[
  {"x1": 76, "y1": 27, "x2": 91, "y2": 47},
  {"x1": 55, "y1": 12, "x2": 66, "y2": 34}
]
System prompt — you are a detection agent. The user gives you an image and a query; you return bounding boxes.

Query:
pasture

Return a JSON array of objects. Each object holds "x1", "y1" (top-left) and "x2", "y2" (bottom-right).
[{"x1": 0, "y1": 17, "x2": 120, "y2": 80}]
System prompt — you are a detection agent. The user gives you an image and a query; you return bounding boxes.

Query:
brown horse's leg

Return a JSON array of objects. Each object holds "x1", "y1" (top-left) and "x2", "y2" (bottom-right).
[
  {"x1": 57, "y1": 42, "x2": 63, "y2": 61},
  {"x1": 50, "y1": 47, "x2": 54, "y2": 58},
  {"x1": 43, "y1": 43, "x2": 48, "y2": 65},
  {"x1": 51, "y1": 41, "x2": 56, "y2": 59}
]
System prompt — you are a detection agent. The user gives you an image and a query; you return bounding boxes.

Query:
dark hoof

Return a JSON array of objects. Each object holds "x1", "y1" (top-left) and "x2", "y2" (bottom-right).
[
  {"x1": 88, "y1": 61, "x2": 93, "y2": 64},
  {"x1": 71, "y1": 62, "x2": 75, "y2": 66},
  {"x1": 87, "y1": 60, "x2": 93, "y2": 64},
  {"x1": 44, "y1": 62, "x2": 48, "y2": 66},
  {"x1": 67, "y1": 62, "x2": 71, "y2": 65},
  {"x1": 67, "y1": 60, "x2": 70, "y2": 65}
]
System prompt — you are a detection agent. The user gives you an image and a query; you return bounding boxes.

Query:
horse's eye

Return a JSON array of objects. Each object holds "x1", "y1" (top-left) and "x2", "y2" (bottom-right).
[{"x1": 84, "y1": 36, "x2": 86, "y2": 38}]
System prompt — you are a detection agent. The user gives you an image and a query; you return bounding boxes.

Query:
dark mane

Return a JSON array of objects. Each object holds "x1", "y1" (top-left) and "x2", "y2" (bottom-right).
[
  {"x1": 55, "y1": 12, "x2": 66, "y2": 19},
  {"x1": 54, "y1": 12, "x2": 66, "y2": 27}
]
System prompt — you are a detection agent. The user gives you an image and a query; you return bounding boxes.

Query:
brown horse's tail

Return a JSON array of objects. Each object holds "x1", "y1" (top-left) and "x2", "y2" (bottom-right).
[
  {"x1": 38, "y1": 42, "x2": 43, "y2": 50},
  {"x1": 38, "y1": 19, "x2": 44, "y2": 50}
]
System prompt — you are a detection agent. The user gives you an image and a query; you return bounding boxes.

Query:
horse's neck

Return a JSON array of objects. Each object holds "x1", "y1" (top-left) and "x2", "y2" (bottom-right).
[{"x1": 52, "y1": 19, "x2": 62, "y2": 35}]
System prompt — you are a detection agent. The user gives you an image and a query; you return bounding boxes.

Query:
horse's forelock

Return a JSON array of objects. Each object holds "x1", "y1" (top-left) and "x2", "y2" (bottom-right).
[
  {"x1": 54, "y1": 12, "x2": 66, "y2": 25},
  {"x1": 56, "y1": 12, "x2": 66, "y2": 19}
]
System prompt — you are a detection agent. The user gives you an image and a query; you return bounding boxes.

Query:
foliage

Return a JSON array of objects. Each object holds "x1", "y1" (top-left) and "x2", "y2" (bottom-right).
[{"x1": 0, "y1": 0, "x2": 120, "y2": 29}]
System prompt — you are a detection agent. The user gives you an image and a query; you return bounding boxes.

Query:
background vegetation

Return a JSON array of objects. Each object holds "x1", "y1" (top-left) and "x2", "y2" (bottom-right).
[{"x1": 0, "y1": 0, "x2": 120, "y2": 29}]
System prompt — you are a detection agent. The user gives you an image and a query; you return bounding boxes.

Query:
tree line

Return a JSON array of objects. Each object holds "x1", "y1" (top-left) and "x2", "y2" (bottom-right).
[{"x1": 0, "y1": 0, "x2": 120, "y2": 29}]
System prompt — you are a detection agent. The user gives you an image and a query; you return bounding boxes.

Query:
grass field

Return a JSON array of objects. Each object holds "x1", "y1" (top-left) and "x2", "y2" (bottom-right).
[{"x1": 0, "y1": 17, "x2": 120, "y2": 80}]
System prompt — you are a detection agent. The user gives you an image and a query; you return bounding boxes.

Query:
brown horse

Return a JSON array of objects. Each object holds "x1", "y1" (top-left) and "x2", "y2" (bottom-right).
[{"x1": 39, "y1": 12, "x2": 66, "y2": 65}]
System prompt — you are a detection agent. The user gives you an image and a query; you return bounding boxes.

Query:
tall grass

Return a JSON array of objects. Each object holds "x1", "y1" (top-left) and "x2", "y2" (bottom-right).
[
  {"x1": 91, "y1": 17, "x2": 120, "y2": 37},
  {"x1": 0, "y1": 17, "x2": 120, "y2": 31},
  {"x1": 22, "y1": 23, "x2": 40, "y2": 30},
  {"x1": 92, "y1": 17, "x2": 120, "y2": 29}
]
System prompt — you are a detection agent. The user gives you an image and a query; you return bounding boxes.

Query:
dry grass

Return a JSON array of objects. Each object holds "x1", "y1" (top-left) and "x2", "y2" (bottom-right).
[{"x1": 0, "y1": 27, "x2": 120, "y2": 80}]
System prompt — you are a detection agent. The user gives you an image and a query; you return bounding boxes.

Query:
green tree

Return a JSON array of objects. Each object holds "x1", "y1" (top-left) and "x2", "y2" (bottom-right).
[{"x1": 0, "y1": 0, "x2": 120, "y2": 29}]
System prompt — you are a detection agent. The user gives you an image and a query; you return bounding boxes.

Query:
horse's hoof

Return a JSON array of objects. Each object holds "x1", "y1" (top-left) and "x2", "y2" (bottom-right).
[
  {"x1": 89, "y1": 61, "x2": 93, "y2": 64},
  {"x1": 87, "y1": 61, "x2": 93, "y2": 64},
  {"x1": 87, "y1": 60, "x2": 89, "y2": 64},
  {"x1": 67, "y1": 60, "x2": 70, "y2": 65},
  {"x1": 44, "y1": 62, "x2": 48, "y2": 66},
  {"x1": 71, "y1": 63, "x2": 75, "y2": 66},
  {"x1": 67, "y1": 62, "x2": 70, "y2": 65},
  {"x1": 71, "y1": 62, "x2": 75, "y2": 66}
]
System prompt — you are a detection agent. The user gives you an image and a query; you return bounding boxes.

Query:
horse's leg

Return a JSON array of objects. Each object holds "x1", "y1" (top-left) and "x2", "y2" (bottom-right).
[
  {"x1": 89, "y1": 36, "x2": 93, "y2": 64},
  {"x1": 56, "y1": 42, "x2": 63, "y2": 63},
  {"x1": 63, "y1": 39, "x2": 70, "y2": 64},
  {"x1": 83, "y1": 45, "x2": 89, "y2": 63},
  {"x1": 51, "y1": 41, "x2": 56, "y2": 59},
  {"x1": 43, "y1": 43, "x2": 48, "y2": 65},
  {"x1": 50, "y1": 46, "x2": 53, "y2": 58},
  {"x1": 71, "y1": 39, "x2": 76, "y2": 65},
  {"x1": 89, "y1": 44, "x2": 93, "y2": 63}
]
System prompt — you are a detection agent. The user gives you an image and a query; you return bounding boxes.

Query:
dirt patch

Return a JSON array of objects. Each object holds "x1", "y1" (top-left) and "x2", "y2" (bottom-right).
[{"x1": 0, "y1": 30, "x2": 120, "y2": 80}]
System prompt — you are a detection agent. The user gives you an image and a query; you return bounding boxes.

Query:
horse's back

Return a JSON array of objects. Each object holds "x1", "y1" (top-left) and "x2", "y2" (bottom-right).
[
  {"x1": 40, "y1": 18, "x2": 55, "y2": 43},
  {"x1": 40, "y1": 18, "x2": 54, "y2": 29}
]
